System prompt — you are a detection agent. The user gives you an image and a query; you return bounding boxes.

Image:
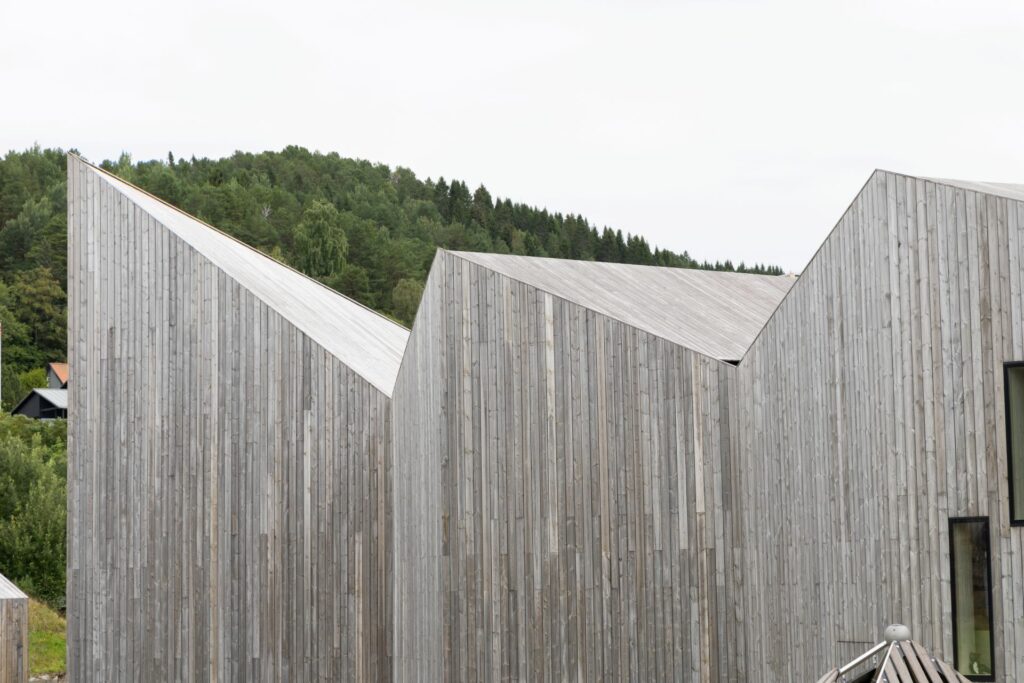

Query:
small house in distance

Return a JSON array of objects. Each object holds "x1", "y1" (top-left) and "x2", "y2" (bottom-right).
[
  {"x1": 46, "y1": 362, "x2": 69, "y2": 389},
  {"x1": 11, "y1": 388, "x2": 67, "y2": 419}
]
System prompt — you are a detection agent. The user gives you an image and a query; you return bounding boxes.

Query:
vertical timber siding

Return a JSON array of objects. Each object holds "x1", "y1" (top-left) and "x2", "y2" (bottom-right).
[
  {"x1": 737, "y1": 171, "x2": 1024, "y2": 680},
  {"x1": 393, "y1": 251, "x2": 744, "y2": 681},
  {"x1": 67, "y1": 158, "x2": 1024, "y2": 682},
  {"x1": 0, "y1": 574, "x2": 28, "y2": 683},
  {"x1": 67, "y1": 156, "x2": 394, "y2": 681}
]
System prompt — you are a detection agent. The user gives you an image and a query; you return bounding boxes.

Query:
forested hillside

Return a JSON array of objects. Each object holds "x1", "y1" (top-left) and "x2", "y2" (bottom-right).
[
  {"x1": 0, "y1": 145, "x2": 781, "y2": 409},
  {"x1": 0, "y1": 144, "x2": 782, "y2": 627}
]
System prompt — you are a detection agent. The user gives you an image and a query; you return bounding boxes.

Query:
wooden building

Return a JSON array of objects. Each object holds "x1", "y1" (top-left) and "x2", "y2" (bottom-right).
[
  {"x1": 734, "y1": 172, "x2": 1024, "y2": 681},
  {"x1": 10, "y1": 388, "x2": 67, "y2": 419},
  {"x1": 66, "y1": 155, "x2": 408, "y2": 681},
  {"x1": 72, "y1": 161, "x2": 1024, "y2": 681},
  {"x1": 392, "y1": 250, "x2": 792, "y2": 681},
  {"x1": 46, "y1": 362, "x2": 69, "y2": 389},
  {"x1": 394, "y1": 173, "x2": 1024, "y2": 681},
  {"x1": 0, "y1": 573, "x2": 27, "y2": 683}
]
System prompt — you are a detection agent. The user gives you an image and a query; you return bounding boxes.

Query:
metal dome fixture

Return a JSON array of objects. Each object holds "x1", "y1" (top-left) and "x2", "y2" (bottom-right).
[{"x1": 884, "y1": 623, "x2": 911, "y2": 642}]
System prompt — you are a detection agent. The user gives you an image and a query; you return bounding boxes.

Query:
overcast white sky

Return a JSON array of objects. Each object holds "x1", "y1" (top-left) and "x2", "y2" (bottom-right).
[{"x1": 2, "y1": 0, "x2": 1023, "y2": 272}]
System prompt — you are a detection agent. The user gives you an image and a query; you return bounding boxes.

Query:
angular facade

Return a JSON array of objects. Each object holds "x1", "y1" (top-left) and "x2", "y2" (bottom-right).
[
  {"x1": 392, "y1": 251, "x2": 791, "y2": 681},
  {"x1": 67, "y1": 155, "x2": 408, "y2": 681},
  {"x1": 393, "y1": 173, "x2": 1024, "y2": 681},
  {"x1": 735, "y1": 171, "x2": 1024, "y2": 679},
  {"x1": 71, "y1": 161, "x2": 1024, "y2": 681}
]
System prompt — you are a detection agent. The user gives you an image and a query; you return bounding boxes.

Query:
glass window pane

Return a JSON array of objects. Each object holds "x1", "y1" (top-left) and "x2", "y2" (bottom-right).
[
  {"x1": 951, "y1": 518, "x2": 994, "y2": 678},
  {"x1": 1007, "y1": 365, "x2": 1024, "y2": 522}
]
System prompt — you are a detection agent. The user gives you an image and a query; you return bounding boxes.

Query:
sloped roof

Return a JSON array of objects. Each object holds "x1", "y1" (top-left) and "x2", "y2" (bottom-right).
[
  {"x1": 10, "y1": 388, "x2": 68, "y2": 415},
  {"x1": 78, "y1": 158, "x2": 409, "y2": 396},
  {"x1": 450, "y1": 251, "x2": 794, "y2": 362},
  {"x1": 48, "y1": 362, "x2": 69, "y2": 385},
  {"x1": 34, "y1": 388, "x2": 68, "y2": 409},
  {"x1": 817, "y1": 639, "x2": 971, "y2": 683},
  {"x1": 923, "y1": 175, "x2": 1024, "y2": 202},
  {"x1": 0, "y1": 572, "x2": 27, "y2": 600}
]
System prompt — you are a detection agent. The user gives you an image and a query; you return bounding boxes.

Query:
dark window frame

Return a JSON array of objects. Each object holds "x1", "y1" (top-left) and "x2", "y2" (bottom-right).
[
  {"x1": 1004, "y1": 361, "x2": 1024, "y2": 526},
  {"x1": 948, "y1": 516, "x2": 996, "y2": 681}
]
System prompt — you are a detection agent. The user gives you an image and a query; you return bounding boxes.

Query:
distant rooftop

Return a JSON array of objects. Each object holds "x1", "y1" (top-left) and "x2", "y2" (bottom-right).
[
  {"x1": 450, "y1": 251, "x2": 794, "y2": 362},
  {"x1": 32, "y1": 388, "x2": 68, "y2": 410},
  {"x1": 48, "y1": 361, "x2": 69, "y2": 385},
  {"x1": 81, "y1": 159, "x2": 410, "y2": 396}
]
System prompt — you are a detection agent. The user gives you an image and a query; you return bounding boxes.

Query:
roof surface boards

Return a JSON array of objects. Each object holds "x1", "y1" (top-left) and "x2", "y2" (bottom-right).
[
  {"x1": 817, "y1": 640, "x2": 971, "y2": 683},
  {"x1": 923, "y1": 176, "x2": 1024, "y2": 202},
  {"x1": 450, "y1": 251, "x2": 794, "y2": 361},
  {"x1": 0, "y1": 572, "x2": 27, "y2": 600},
  {"x1": 34, "y1": 388, "x2": 68, "y2": 409},
  {"x1": 86, "y1": 162, "x2": 409, "y2": 395}
]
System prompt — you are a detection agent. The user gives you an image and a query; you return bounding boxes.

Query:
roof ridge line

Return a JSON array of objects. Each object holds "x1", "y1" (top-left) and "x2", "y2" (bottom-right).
[
  {"x1": 738, "y1": 168, "x2": 1024, "y2": 366},
  {"x1": 447, "y1": 249, "x2": 789, "y2": 280},
  {"x1": 444, "y1": 250, "x2": 741, "y2": 368},
  {"x1": 72, "y1": 154, "x2": 407, "y2": 398},
  {"x1": 70, "y1": 154, "x2": 408, "y2": 337}
]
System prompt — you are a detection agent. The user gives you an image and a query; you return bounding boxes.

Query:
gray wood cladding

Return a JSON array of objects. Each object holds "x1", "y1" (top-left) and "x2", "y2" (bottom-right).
[
  {"x1": 735, "y1": 171, "x2": 1024, "y2": 680},
  {"x1": 69, "y1": 155, "x2": 1024, "y2": 681},
  {"x1": 393, "y1": 251, "x2": 743, "y2": 681},
  {"x1": 0, "y1": 574, "x2": 27, "y2": 683},
  {"x1": 451, "y1": 250, "x2": 793, "y2": 362},
  {"x1": 67, "y1": 156, "x2": 397, "y2": 681}
]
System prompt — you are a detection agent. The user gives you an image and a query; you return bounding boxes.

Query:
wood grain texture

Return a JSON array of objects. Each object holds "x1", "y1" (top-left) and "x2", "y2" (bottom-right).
[
  {"x1": 819, "y1": 640, "x2": 971, "y2": 683},
  {"x1": 393, "y1": 250, "x2": 743, "y2": 681},
  {"x1": 0, "y1": 574, "x2": 27, "y2": 683},
  {"x1": 93, "y1": 165, "x2": 408, "y2": 394},
  {"x1": 736, "y1": 170, "x2": 1024, "y2": 681},
  {"x1": 68, "y1": 156, "x2": 1024, "y2": 682},
  {"x1": 66, "y1": 155, "x2": 403, "y2": 682},
  {"x1": 450, "y1": 251, "x2": 793, "y2": 362}
]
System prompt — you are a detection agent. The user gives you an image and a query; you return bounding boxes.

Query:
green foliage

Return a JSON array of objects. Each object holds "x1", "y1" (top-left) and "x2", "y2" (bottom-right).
[
  {"x1": 0, "y1": 146, "x2": 781, "y2": 386},
  {"x1": 294, "y1": 199, "x2": 349, "y2": 279},
  {"x1": 392, "y1": 278, "x2": 424, "y2": 326},
  {"x1": 0, "y1": 145, "x2": 783, "y2": 619},
  {"x1": 1, "y1": 365, "x2": 23, "y2": 412},
  {"x1": 0, "y1": 415, "x2": 67, "y2": 612},
  {"x1": 6, "y1": 267, "x2": 66, "y2": 371},
  {"x1": 29, "y1": 597, "x2": 66, "y2": 675},
  {"x1": 19, "y1": 367, "x2": 47, "y2": 391}
]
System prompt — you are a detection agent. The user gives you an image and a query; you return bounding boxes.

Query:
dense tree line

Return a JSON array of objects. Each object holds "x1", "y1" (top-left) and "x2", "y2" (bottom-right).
[
  {"x1": 0, "y1": 145, "x2": 782, "y2": 409},
  {"x1": 0, "y1": 145, "x2": 783, "y2": 613},
  {"x1": 0, "y1": 414, "x2": 66, "y2": 611}
]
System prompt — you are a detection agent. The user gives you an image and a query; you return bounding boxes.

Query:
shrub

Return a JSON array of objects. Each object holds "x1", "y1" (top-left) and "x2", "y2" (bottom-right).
[{"x1": 0, "y1": 415, "x2": 67, "y2": 612}]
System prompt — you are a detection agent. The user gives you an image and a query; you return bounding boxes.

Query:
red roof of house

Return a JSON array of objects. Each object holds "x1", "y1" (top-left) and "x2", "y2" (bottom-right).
[{"x1": 48, "y1": 362, "x2": 69, "y2": 385}]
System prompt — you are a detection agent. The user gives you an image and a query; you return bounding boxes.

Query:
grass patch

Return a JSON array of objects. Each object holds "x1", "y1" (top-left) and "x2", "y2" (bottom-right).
[{"x1": 28, "y1": 598, "x2": 65, "y2": 676}]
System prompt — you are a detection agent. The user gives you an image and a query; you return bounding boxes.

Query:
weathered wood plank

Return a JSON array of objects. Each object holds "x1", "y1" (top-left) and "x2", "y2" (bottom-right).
[
  {"x1": 67, "y1": 155, "x2": 403, "y2": 681},
  {"x1": 393, "y1": 250, "x2": 743, "y2": 681},
  {"x1": 0, "y1": 574, "x2": 28, "y2": 683}
]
